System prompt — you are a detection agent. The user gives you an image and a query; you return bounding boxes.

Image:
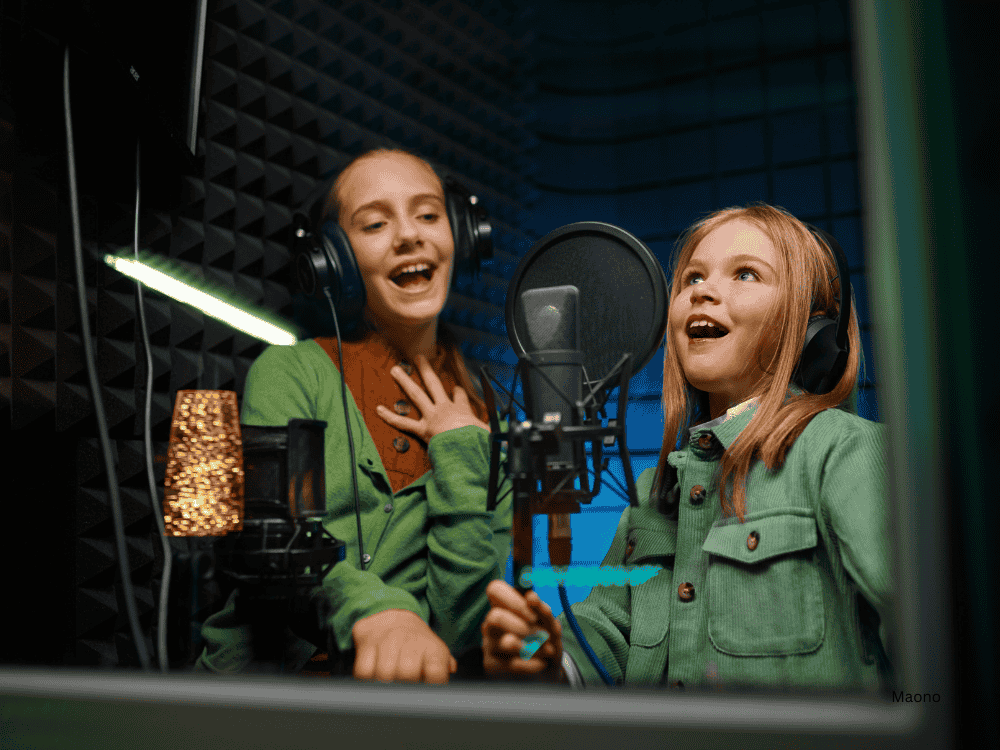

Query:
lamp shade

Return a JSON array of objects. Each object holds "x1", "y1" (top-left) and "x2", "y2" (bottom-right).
[{"x1": 163, "y1": 390, "x2": 244, "y2": 536}]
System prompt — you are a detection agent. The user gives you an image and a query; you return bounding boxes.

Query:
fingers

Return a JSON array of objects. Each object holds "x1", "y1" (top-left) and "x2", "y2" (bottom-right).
[
  {"x1": 373, "y1": 641, "x2": 403, "y2": 683},
  {"x1": 390, "y1": 642, "x2": 420, "y2": 683},
  {"x1": 413, "y1": 353, "x2": 449, "y2": 403},
  {"x1": 482, "y1": 609, "x2": 557, "y2": 661},
  {"x1": 482, "y1": 595, "x2": 559, "y2": 677},
  {"x1": 485, "y1": 580, "x2": 538, "y2": 624},
  {"x1": 389, "y1": 364, "x2": 435, "y2": 414},
  {"x1": 421, "y1": 648, "x2": 452, "y2": 684},
  {"x1": 482, "y1": 583, "x2": 565, "y2": 680},
  {"x1": 352, "y1": 613, "x2": 454, "y2": 684},
  {"x1": 358, "y1": 641, "x2": 451, "y2": 684},
  {"x1": 375, "y1": 404, "x2": 430, "y2": 443},
  {"x1": 375, "y1": 404, "x2": 423, "y2": 435},
  {"x1": 353, "y1": 644, "x2": 377, "y2": 681},
  {"x1": 482, "y1": 604, "x2": 537, "y2": 641},
  {"x1": 526, "y1": 591, "x2": 560, "y2": 630},
  {"x1": 483, "y1": 631, "x2": 553, "y2": 676}
]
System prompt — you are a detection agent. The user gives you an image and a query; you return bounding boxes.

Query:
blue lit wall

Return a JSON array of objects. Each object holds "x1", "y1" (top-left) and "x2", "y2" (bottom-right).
[{"x1": 514, "y1": 0, "x2": 876, "y2": 615}]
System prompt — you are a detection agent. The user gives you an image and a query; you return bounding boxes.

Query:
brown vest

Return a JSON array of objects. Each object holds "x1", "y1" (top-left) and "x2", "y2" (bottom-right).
[{"x1": 313, "y1": 329, "x2": 457, "y2": 494}]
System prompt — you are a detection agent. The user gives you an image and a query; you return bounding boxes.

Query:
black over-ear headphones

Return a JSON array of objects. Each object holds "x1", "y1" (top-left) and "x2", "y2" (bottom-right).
[
  {"x1": 292, "y1": 163, "x2": 493, "y2": 334},
  {"x1": 793, "y1": 224, "x2": 852, "y2": 395}
]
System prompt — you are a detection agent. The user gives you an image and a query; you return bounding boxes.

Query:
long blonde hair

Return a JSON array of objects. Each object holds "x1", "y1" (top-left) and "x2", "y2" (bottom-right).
[
  {"x1": 327, "y1": 147, "x2": 489, "y2": 423},
  {"x1": 654, "y1": 204, "x2": 861, "y2": 521}
]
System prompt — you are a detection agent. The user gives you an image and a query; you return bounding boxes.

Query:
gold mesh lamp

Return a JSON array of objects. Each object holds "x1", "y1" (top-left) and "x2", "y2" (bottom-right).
[{"x1": 163, "y1": 390, "x2": 244, "y2": 536}]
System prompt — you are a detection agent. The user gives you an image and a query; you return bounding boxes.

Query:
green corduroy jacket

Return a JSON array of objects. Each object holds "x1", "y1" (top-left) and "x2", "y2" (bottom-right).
[
  {"x1": 561, "y1": 403, "x2": 893, "y2": 692},
  {"x1": 195, "y1": 339, "x2": 512, "y2": 673}
]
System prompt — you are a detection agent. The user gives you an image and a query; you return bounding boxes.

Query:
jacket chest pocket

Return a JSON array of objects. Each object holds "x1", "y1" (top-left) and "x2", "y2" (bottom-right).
[{"x1": 702, "y1": 513, "x2": 824, "y2": 657}]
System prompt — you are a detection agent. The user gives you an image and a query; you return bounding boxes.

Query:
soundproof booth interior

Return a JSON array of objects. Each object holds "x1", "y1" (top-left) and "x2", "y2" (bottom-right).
[{"x1": 1, "y1": 0, "x2": 993, "y2": 747}]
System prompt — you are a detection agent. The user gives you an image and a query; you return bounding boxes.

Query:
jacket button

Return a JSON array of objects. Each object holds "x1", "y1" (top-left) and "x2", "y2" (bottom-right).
[
  {"x1": 697, "y1": 433, "x2": 713, "y2": 450},
  {"x1": 393, "y1": 436, "x2": 410, "y2": 453},
  {"x1": 747, "y1": 531, "x2": 759, "y2": 551},
  {"x1": 361, "y1": 553, "x2": 371, "y2": 564},
  {"x1": 399, "y1": 361, "x2": 414, "y2": 375},
  {"x1": 678, "y1": 582, "x2": 695, "y2": 601},
  {"x1": 384, "y1": 503, "x2": 393, "y2": 513},
  {"x1": 689, "y1": 485, "x2": 706, "y2": 504},
  {"x1": 394, "y1": 399, "x2": 411, "y2": 416},
  {"x1": 625, "y1": 539, "x2": 635, "y2": 559}
]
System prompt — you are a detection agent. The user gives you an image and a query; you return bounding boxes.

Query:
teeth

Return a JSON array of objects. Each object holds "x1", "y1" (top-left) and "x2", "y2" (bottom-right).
[
  {"x1": 393, "y1": 263, "x2": 431, "y2": 277},
  {"x1": 688, "y1": 319, "x2": 728, "y2": 337}
]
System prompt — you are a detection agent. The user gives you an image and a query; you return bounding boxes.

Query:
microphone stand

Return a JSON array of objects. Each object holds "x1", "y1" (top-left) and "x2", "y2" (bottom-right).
[
  {"x1": 479, "y1": 353, "x2": 639, "y2": 588},
  {"x1": 479, "y1": 355, "x2": 637, "y2": 686}
]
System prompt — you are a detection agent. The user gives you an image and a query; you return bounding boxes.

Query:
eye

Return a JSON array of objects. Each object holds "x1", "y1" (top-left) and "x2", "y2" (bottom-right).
[
  {"x1": 362, "y1": 221, "x2": 385, "y2": 232},
  {"x1": 737, "y1": 268, "x2": 759, "y2": 281},
  {"x1": 419, "y1": 212, "x2": 440, "y2": 222},
  {"x1": 684, "y1": 271, "x2": 704, "y2": 285}
]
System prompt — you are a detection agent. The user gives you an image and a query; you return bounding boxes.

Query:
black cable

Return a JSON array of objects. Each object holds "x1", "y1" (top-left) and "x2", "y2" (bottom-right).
[
  {"x1": 64, "y1": 45, "x2": 150, "y2": 671},
  {"x1": 323, "y1": 287, "x2": 365, "y2": 571},
  {"x1": 131, "y1": 138, "x2": 173, "y2": 672}
]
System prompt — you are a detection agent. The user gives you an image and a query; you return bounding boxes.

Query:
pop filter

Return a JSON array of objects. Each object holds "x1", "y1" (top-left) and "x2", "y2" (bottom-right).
[{"x1": 505, "y1": 222, "x2": 668, "y2": 391}]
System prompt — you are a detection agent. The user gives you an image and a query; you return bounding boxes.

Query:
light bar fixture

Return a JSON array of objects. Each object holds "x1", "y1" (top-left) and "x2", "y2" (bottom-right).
[{"x1": 104, "y1": 254, "x2": 298, "y2": 346}]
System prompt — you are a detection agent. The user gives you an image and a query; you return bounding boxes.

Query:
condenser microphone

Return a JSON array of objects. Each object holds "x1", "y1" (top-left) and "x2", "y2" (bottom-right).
[
  {"x1": 519, "y1": 286, "x2": 584, "y2": 473},
  {"x1": 481, "y1": 222, "x2": 668, "y2": 681},
  {"x1": 483, "y1": 221, "x2": 668, "y2": 584},
  {"x1": 520, "y1": 286, "x2": 586, "y2": 567}
]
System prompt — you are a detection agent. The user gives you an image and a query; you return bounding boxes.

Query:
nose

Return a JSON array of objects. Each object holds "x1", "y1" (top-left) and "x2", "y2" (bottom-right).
[
  {"x1": 690, "y1": 277, "x2": 719, "y2": 303},
  {"x1": 394, "y1": 214, "x2": 421, "y2": 247}
]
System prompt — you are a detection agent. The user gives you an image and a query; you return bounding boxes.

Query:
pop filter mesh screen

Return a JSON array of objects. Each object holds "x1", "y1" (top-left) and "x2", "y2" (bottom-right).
[{"x1": 510, "y1": 226, "x2": 666, "y2": 388}]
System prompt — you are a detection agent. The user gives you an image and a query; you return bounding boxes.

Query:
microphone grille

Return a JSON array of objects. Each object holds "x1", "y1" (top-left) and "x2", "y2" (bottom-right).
[{"x1": 520, "y1": 286, "x2": 580, "y2": 351}]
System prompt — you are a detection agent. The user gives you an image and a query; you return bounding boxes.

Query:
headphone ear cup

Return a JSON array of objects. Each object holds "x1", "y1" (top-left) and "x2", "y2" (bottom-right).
[
  {"x1": 294, "y1": 219, "x2": 366, "y2": 332},
  {"x1": 319, "y1": 220, "x2": 365, "y2": 329},
  {"x1": 443, "y1": 175, "x2": 493, "y2": 280},
  {"x1": 795, "y1": 315, "x2": 847, "y2": 395},
  {"x1": 445, "y1": 187, "x2": 470, "y2": 277}
]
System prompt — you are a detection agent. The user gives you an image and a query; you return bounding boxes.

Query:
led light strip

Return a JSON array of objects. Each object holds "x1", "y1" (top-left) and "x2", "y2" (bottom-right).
[{"x1": 105, "y1": 254, "x2": 298, "y2": 346}]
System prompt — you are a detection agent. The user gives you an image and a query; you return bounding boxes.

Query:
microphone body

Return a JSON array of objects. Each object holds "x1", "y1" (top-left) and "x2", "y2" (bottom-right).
[{"x1": 518, "y1": 286, "x2": 589, "y2": 583}]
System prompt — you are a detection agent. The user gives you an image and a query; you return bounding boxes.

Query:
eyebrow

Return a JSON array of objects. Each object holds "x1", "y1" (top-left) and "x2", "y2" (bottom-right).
[
  {"x1": 686, "y1": 253, "x2": 776, "y2": 274},
  {"x1": 349, "y1": 193, "x2": 445, "y2": 224}
]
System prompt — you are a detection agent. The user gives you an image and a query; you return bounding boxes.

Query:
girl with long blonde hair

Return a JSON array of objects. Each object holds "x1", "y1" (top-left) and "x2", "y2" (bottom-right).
[{"x1": 481, "y1": 204, "x2": 892, "y2": 692}]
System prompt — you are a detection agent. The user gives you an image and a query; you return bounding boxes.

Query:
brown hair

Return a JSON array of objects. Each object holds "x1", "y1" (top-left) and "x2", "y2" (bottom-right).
[
  {"x1": 326, "y1": 147, "x2": 489, "y2": 422},
  {"x1": 654, "y1": 204, "x2": 861, "y2": 521}
]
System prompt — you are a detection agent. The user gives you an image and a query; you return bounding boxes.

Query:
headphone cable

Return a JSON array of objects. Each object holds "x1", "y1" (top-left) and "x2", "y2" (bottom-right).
[{"x1": 323, "y1": 286, "x2": 365, "y2": 571}]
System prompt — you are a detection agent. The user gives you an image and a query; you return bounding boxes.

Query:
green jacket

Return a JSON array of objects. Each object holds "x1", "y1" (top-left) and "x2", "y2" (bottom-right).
[
  {"x1": 196, "y1": 339, "x2": 512, "y2": 673},
  {"x1": 560, "y1": 403, "x2": 892, "y2": 692}
]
